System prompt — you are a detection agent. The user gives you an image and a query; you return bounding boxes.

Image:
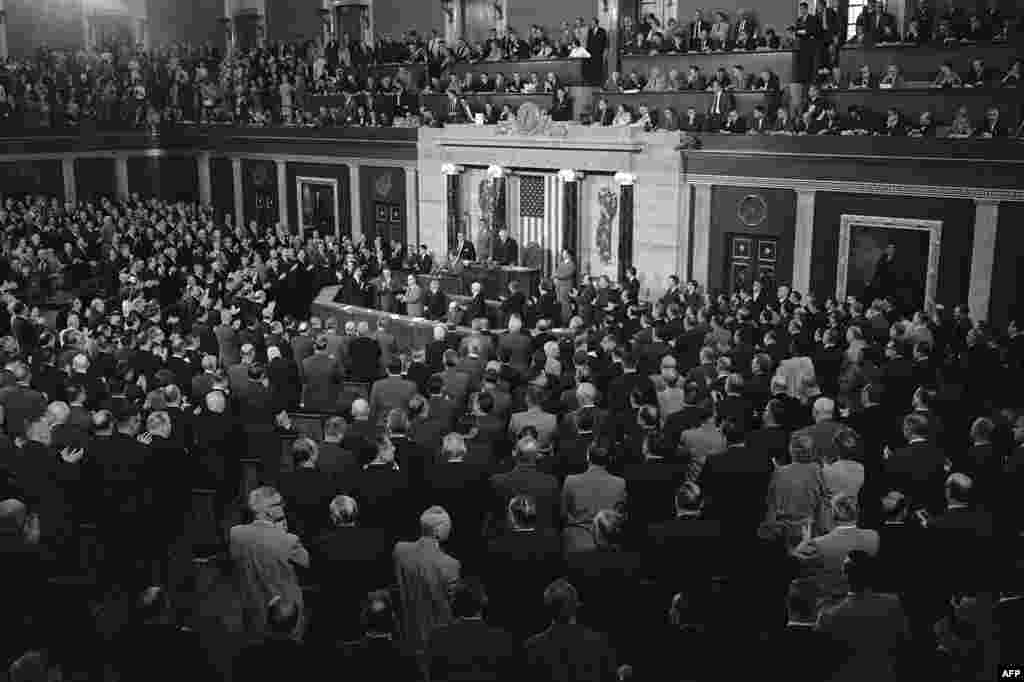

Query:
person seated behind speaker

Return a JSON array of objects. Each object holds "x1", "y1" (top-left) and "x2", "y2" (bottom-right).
[
  {"x1": 680, "y1": 105, "x2": 706, "y2": 132},
  {"x1": 718, "y1": 108, "x2": 747, "y2": 133}
]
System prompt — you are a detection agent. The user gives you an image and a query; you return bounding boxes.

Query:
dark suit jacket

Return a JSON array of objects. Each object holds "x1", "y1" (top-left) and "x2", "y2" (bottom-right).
[
  {"x1": 700, "y1": 444, "x2": 773, "y2": 533},
  {"x1": 268, "y1": 355, "x2": 302, "y2": 412},
  {"x1": 927, "y1": 506, "x2": 996, "y2": 593},
  {"x1": 525, "y1": 623, "x2": 617, "y2": 682},
  {"x1": 302, "y1": 352, "x2": 343, "y2": 412},
  {"x1": 490, "y1": 463, "x2": 561, "y2": 531},
  {"x1": 816, "y1": 593, "x2": 908, "y2": 682},
  {"x1": 884, "y1": 441, "x2": 946, "y2": 514},
  {"x1": 428, "y1": 619, "x2": 521, "y2": 682},
  {"x1": 492, "y1": 238, "x2": 519, "y2": 266},
  {"x1": 347, "y1": 337, "x2": 382, "y2": 382},
  {"x1": 277, "y1": 467, "x2": 338, "y2": 541},
  {"x1": 312, "y1": 525, "x2": 396, "y2": 640},
  {"x1": 354, "y1": 462, "x2": 411, "y2": 539},
  {"x1": 485, "y1": 528, "x2": 564, "y2": 635}
]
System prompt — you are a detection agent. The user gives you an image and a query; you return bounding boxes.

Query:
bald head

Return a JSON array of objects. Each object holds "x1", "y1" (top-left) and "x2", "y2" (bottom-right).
[
  {"x1": 351, "y1": 398, "x2": 370, "y2": 420},
  {"x1": 812, "y1": 397, "x2": 835, "y2": 423},
  {"x1": 0, "y1": 498, "x2": 28, "y2": 532},
  {"x1": 420, "y1": 505, "x2": 452, "y2": 540},
  {"x1": 330, "y1": 495, "x2": 358, "y2": 526},
  {"x1": 205, "y1": 390, "x2": 227, "y2": 414},
  {"x1": 46, "y1": 401, "x2": 70, "y2": 426}
]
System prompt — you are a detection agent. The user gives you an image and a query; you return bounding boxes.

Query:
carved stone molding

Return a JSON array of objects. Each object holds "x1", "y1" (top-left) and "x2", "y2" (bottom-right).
[{"x1": 683, "y1": 173, "x2": 1024, "y2": 203}]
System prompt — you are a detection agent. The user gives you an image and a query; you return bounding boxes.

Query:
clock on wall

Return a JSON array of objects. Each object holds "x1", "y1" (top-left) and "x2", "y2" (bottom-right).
[{"x1": 737, "y1": 194, "x2": 768, "y2": 228}]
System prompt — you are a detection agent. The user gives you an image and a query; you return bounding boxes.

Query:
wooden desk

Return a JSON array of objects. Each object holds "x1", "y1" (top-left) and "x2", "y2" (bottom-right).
[
  {"x1": 600, "y1": 90, "x2": 776, "y2": 117},
  {"x1": 312, "y1": 286, "x2": 472, "y2": 350},
  {"x1": 305, "y1": 92, "x2": 418, "y2": 113},
  {"x1": 838, "y1": 43, "x2": 1020, "y2": 83},
  {"x1": 826, "y1": 87, "x2": 1023, "y2": 127},
  {"x1": 451, "y1": 58, "x2": 588, "y2": 86},
  {"x1": 621, "y1": 50, "x2": 798, "y2": 85}
]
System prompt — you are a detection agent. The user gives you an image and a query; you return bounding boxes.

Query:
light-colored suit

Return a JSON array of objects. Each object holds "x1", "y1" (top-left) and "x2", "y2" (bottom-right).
[
  {"x1": 561, "y1": 465, "x2": 627, "y2": 553},
  {"x1": 394, "y1": 537, "x2": 461, "y2": 652},
  {"x1": 404, "y1": 283, "x2": 424, "y2": 317},
  {"x1": 795, "y1": 525, "x2": 880, "y2": 605},
  {"x1": 229, "y1": 519, "x2": 311, "y2": 641},
  {"x1": 824, "y1": 459, "x2": 865, "y2": 498},
  {"x1": 509, "y1": 407, "x2": 558, "y2": 450},
  {"x1": 370, "y1": 374, "x2": 417, "y2": 421}
]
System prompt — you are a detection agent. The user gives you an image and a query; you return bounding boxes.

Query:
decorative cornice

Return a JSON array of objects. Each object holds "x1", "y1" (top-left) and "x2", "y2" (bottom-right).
[
  {"x1": 682, "y1": 173, "x2": 1024, "y2": 203},
  {"x1": 557, "y1": 169, "x2": 583, "y2": 182},
  {"x1": 440, "y1": 163, "x2": 463, "y2": 175},
  {"x1": 486, "y1": 164, "x2": 507, "y2": 179},
  {"x1": 614, "y1": 171, "x2": 636, "y2": 186}
]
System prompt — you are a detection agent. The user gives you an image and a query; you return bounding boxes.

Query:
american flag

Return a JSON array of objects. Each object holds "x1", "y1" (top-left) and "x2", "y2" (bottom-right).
[{"x1": 514, "y1": 174, "x2": 562, "y2": 276}]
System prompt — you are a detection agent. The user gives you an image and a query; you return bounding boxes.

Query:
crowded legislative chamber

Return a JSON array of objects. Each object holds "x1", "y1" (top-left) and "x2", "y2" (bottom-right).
[{"x1": 1, "y1": 0, "x2": 1023, "y2": 680}]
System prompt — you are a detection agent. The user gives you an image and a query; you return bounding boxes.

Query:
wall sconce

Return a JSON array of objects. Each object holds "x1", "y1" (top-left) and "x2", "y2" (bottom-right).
[
  {"x1": 493, "y1": 1, "x2": 504, "y2": 21},
  {"x1": 441, "y1": 0, "x2": 454, "y2": 22},
  {"x1": 601, "y1": 0, "x2": 609, "y2": 13}
]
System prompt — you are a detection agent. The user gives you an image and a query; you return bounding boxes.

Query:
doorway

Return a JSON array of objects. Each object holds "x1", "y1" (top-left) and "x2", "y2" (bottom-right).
[
  {"x1": 462, "y1": 0, "x2": 498, "y2": 45},
  {"x1": 335, "y1": 4, "x2": 369, "y2": 44},
  {"x1": 726, "y1": 234, "x2": 778, "y2": 293},
  {"x1": 296, "y1": 177, "x2": 341, "y2": 238}
]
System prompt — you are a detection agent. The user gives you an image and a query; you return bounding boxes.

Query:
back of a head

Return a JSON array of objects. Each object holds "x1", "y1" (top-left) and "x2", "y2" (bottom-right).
[
  {"x1": 516, "y1": 436, "x2": 539, "y2": 463},
  {"x1": 675, "y1": 482, "x2": 702, "y2": 514},
  {"x1": 831, "y1": 493, "x2": 859, "y2": 525},
  {"x1": 386, "y1": 408, "x2": 409, "y2": 435},
  {"x1": 267, "y1": 596, "x2": 299, "y2": 635},
  {"x1": 324, "y1": 416, "x2": 347, "y2": 441},
  {"x1": 292, "y1": 437, "x2": 319, "y2": 467},
  {"x1": 330, "y1": 494, "x2": 358, "y2": 526},
  {"x1": 363, "y1": 590, "x2": 395, "y2": 635},
  {"x1": 881, "y1": 491, "x2": 907, "y2": 522},
  {"x1": 593, "y1": 509, "x2": 624, "y2": 548},
  {"x1": 903, "y1": 412, "x2": 930, "y2": 441},
  {"x1": 420, "y1": 505, "x2": 451, "y2": 538},
  {"x1": 544, "y1": 579, "x2": 579, "y2": 625},
  {"x1": 813, "y1": 397, "x2": 835, "y2": 422},
  {"x1": 834, "y1": 428, "x2": 862, "y2": 462},
  {"x1": 587, "y1": 444, "x2": 610, "y2": 467},
  {"x1": 789, "y1": 432, "x2": 815, "y2": 464},
  {"x1": 787, "y1": 578, "x2": 819, "y2": 623},
  {"x1": 945, "y1": 472, "x2": 972, "y2": 505},
  {"x1": 508, "y1": 494, "x2": 537, "y2": 529}
]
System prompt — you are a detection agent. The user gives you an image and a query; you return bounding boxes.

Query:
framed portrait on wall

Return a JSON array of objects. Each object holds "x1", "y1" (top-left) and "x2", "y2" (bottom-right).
[
  {"x1": 390, "y1": 206, "x2": 402, "y2": 223},
  {"x1": 836, "y1": 215, "x2": 942, "y2": 313},
  {"x1": 375, "y1": 204, "x2": 388, "y2": 222}
]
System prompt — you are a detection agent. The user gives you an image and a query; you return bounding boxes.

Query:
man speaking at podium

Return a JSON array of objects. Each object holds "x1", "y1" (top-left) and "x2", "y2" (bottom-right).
[{"x1": 492, "y1": 228, "x2": 519, "y2": 266}]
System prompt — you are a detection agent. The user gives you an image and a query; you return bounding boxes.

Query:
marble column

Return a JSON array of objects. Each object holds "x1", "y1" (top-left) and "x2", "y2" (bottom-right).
[
  {"x1": 968, "y1": 199, "x2": 999, "y2": 323},
  {"x1": 82, "y1": 7, "x2": 91, "y2": 50},
  {"x1": 115, "y1": 157, "x2": 129, "y2": 201},
  {"x1": 794, "y1": 190, "x2": 816, "y2": 296},
  {"x1": 558, "y1": 170, "x2": 582, "y2": 264},
  {"x1": 62, "y1": 157, "x2": 76, "y2": 206},
  {"x1": 0, "y1": 0, "x2": 9, "y2": 62},
  {"x1": 677, "y1": 182, "x2": 693, "y2": 282},
  {"x1": 349, "y1": 162, "x2": 362, "y2": 243},
  {"x1": 690, "y1": 182, "x2": 712, "y2": 288},
  {"x1": 614, "y1": 172, "x2": 636, "y2": 282},
  {"x1": 197, "y1": 153, "x2": 212, "y2": 207},
  {"x1": 405, "y1": 166, "x2": 419, "y2": 248},
  {"x1": 232, "y1": 157, "x2": 244, "y2": 229},
  {"x1": 276, "y1": 159, "x2": 289, "y2": 231},
  {"x1": 441, "y1": 163, "x2": 463, "y2": 258}
]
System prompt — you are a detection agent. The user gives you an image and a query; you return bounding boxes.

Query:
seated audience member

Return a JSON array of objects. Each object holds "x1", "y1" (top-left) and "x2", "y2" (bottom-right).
[
  {"x1": 632, "y1": 103, "x2": 656, "y2": 130},
  {"x1": 710, "y1": 11, "x2": 732, "y2": 49},
  {"x1": 669, "y1": 33, "x2": 689, "y2": 53},
  {"x1": 680, "y1": 106, "x2": 706, "y2": 132},
  {"x1": 733, "y1": 10, "x2": 758, "y2": 49},
  {"x1": 761, "y1": 27, "x2": 782, "y2": 49},
  {"x1": 931, "y1": 61, "x2": 962, "y2": 88},
  {"x1": 849, "y1": 64, "x2": 877, "y2": 89},
  {"x1": 755, "y1": 69, "x2": 780, "y2": 91},
  {"x1": 748, "y1": 104, "x2": 771, "y2": 133},
  {"x1": 879, "y1": 63, "x2": 904, "y2": 88},
  {"x1": 728, "y1": 64, "x2": 753, "y2": 90},
  {"x1": 340, "y1": 591, "x2": 422, "y2": 678},
  {"x1": 611, "y1": 103, "x2": 633, "y2": 126},
  {"x1": 709, "y1": 66, "x2": 731, "y2": 90},
  {"x1": 1001, "y1": 58, "x2": 1021, "y2": 87},
  {"x1": 666, "y1": 68, "x2": 682, "y2": 90},
  {"x1": 593, "y1": 97, "x2": 614, "y2": 126},
  {"x1": 842, "y1": 105, "x2": 874, "y2": 135},
  {"x1": 543, "y1": 72, "x2": 560, "y2": 94},
  {"x1": 946, "y1": 105, "x2": 975, "y2": 138},
  {"x1": 550, "y1": 87, "x2": 573, "y2": 122},
  {"x1": 907, "y1": 110, "x2": 936, "y2": 137},
  {"x1": 646, "y1": 32, "x2": 666, "y2": 54},
  {"x1": 624, "y1": 32, "x2": 648, "y2": 55},
  {"x1": 706, "y1": 80, "x2": 734, "y2": 128},
  {"x1": 771, "y1": 106, "x2": 794, "y2": 134},
  {"x1": 604, "y1": 71, "x2": 623, "y2": 92},
  {"x1": 624, "y1": 71, "x2": 645, "y2": 91},
  {"x1": 696, "y1": 26, "x2": 714, "y2": 51},
  {"x1": 659, "y1": 107, "x2": 680, "y2": 131},
  {"x1": 684, "y1": 65, "x2": 707, "y2": 90},
  {"x1": 720, "y1": 108, "x2": 747, "y2": 133},
  {"x1": 977, "y1": 105, "x2": 1007, "y2": 138},
  {"x1": 963, "y1": 58, "x2": 995, "y2": 88},
  {"x1": 644, "y1": 67, "x2": 668, "y2": 91},
  {"x1": 880, "y1": 108, "x2": 907, "y2": 136},
  {"x1": 533, "y1": 39, "x2": 555, "y2": 59},
  {"x1": 781, "y1": 25, "x2": 798, "y2": 49},
  {"x1": 816, "y1": 65, "x2": 841, "y2": 90}
]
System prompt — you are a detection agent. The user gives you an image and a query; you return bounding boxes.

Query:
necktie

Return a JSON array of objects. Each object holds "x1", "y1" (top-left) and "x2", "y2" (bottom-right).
[{"x1": 714, "y1": 93, "x2": 721, "y2": 114}]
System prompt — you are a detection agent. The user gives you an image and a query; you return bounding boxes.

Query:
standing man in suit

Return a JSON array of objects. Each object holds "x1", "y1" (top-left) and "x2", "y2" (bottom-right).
[
  {"x1": 509, "y1": 386, "x2": 558, "y2": 451},
  {"x1": 817, "y1": 0, "x2": 843, "y2": 67},
  {"x1": 454, "y1": 231, "x2": 477, "y2": 262},
  {"x1": 525, "y1": 580, "x2": 617, "y2": 682},
  {"x1": 400, "y1": 274, "x2": 425, "y2": 317},
  {"x1": 492, "y1": 228, "x2": 519, "y2": 266},
  {"x1": 301, "y1": 338, "x2": 342, "y2": 412},
  {"x1": 427, "y1": 578, "x2": 521, "y2": 682},
  {"x1": 706, "y1": 80, "x2": 734, "y2": 130},
  {"x1": 585, "y1": 17, "x2": 608, "y2": 85},
  {"x1": 795, "y1": 2, "x2": 822, "y2": 85},
  {"x1": 375, "y1": 268, "x2": 399, "y2": 313},
  {"x1": 414, "y1": 244, "x2": 434, "y2": 274},
  {"x1": 553, "y1": 250, "x2": 576, "y2": 327},
  {"x1": 561, "y1": 446, "x2": 626, "y2": 553},
  {"x1": 884, "y1": 413, "x2": 947, "y2": 515},
  {"x1": 688, "y1": 9, "x2": 709, "y2": 49},
  {"x1": 347, "y1": 321, "x2": 382, "y2": 383},
  {"x1": 230, "y1": 486, "x2": 311, "y2": 642},
  {"x1": 369, "y1": 359, "x2": 417, "y2": 424},
  {"x1": 394, "y1": 506, "x2": 461, "y2": 655},
  {"x1": 490, "y1": 437, "x2": 561, "y2": 532}
]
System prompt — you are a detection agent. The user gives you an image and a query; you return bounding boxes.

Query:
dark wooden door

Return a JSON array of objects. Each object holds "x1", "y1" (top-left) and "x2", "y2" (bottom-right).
[{"x1": 726, "y1": 234, "x2": 779, "y2": 293}]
